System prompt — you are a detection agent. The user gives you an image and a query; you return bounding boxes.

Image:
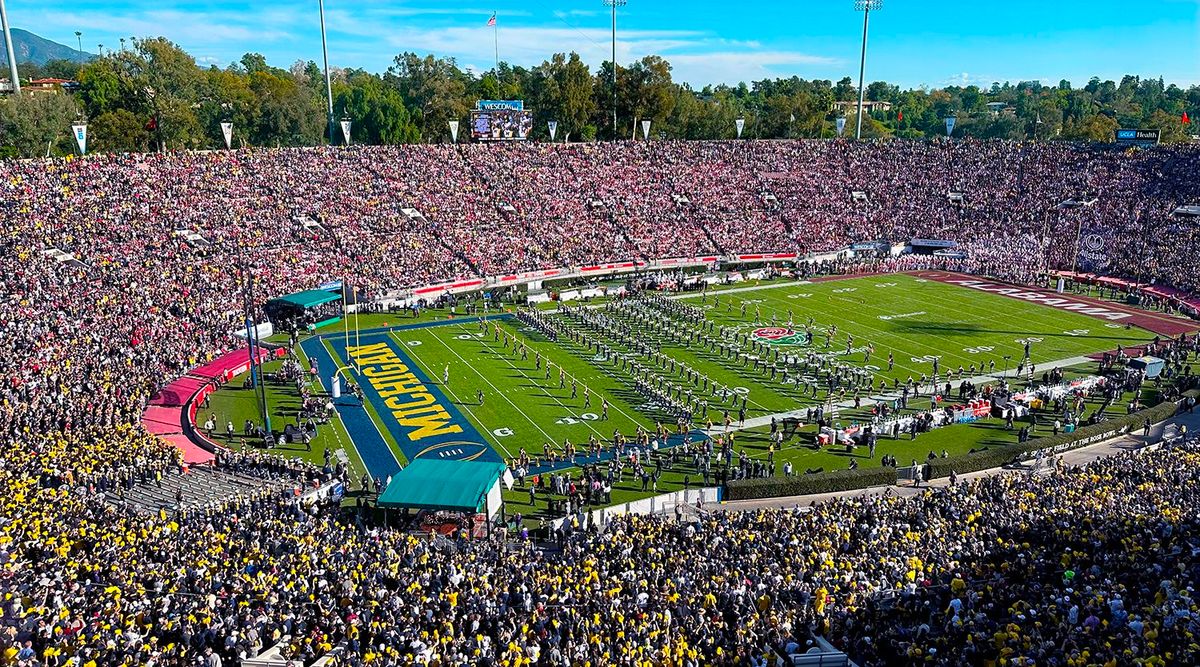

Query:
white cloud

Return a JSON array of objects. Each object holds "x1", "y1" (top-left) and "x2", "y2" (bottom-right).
[
  {"x1": 667, "y1": 51, "x2": 840, "y2": 85},
  {"x1": 929, "y1": 71, "x2": 1056, "y2": 88},
  {"x1": 27, "y1": 2, "x2": 842, "y2": 86},
  {"x1": 376, "y1": 25, "x2": 839, "y2": 85},
  {"x1": 33, "y1": 8, "x2": 296, "y2": 50}
]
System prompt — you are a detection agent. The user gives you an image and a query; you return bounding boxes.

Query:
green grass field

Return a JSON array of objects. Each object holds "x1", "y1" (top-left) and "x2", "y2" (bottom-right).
[{"x1": 212, "y1": 272, "x2": 1172, "y2": 521}]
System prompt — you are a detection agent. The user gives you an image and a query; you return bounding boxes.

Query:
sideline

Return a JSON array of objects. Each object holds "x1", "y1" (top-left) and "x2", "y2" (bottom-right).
[
  {"x1": 711, "y1": 354, "x2": 1095, "y2": 435},
  {"x1": 709, "y1": 403, "x2": 1200, "y2": 512}
]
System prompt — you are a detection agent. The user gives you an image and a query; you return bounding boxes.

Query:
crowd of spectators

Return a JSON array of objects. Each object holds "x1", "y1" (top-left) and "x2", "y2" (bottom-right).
[
  {"x1": 0, "y1": 138, "x2": 1199, "y2": 665},
  {"x1": 5, "y1": 428, "x2": 1200, "y2": 666}
]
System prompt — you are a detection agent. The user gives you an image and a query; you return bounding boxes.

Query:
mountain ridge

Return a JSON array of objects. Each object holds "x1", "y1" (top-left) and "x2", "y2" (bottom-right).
[{"x1": 0, "y1": 28, "x2": 93, "y2": 67}]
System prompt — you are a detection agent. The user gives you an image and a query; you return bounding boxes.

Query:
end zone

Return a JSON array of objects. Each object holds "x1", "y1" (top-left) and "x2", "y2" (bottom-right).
[
  {"x1": 302, "y1": 331, "x2": 504, "y2": 480},
  {"x1": 915, "y1": 272, "x2": 1200, "y2": 337}
]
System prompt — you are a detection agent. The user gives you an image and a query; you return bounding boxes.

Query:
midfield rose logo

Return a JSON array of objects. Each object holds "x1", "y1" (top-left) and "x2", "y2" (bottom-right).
[{"x1": 751, "y1": 327, "x2": 806, "y2": 346}]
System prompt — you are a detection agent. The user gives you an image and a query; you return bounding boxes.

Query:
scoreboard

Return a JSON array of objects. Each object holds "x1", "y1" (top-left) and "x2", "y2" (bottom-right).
[{"x1": 471, "y1": 100, "x2": 533, "y2": 142}]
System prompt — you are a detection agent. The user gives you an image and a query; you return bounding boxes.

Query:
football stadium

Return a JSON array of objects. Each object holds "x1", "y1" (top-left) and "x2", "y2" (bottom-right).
[{"x1": 2, "y1": 1, "x2": 1200, "y2": 666}]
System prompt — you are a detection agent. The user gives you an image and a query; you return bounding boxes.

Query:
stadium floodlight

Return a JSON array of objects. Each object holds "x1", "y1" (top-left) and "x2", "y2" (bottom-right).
[
  {"x1": 318, "y1": 0, "x2": 336, "y2": 145},
  {"x1": 853, "y1": 0, "x2": 882, "y2": 140},
  {"x1": 0, "y1": 0, "x2": 18, "y2": 95},
  {"x1": 603, "y1": 0, "x2": 627, "y2": 141}
]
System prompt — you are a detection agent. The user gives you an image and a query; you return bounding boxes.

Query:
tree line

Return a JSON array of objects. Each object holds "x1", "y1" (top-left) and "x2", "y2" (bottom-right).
[{"x1": 1, "y1": 36, "x2": 1197, "y2": 157}]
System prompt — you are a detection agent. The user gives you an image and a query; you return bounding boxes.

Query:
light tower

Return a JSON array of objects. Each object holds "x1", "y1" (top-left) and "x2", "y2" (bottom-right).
[
  {"x1": 853, "y1": 0, "x2": 882, "y2": 140},
  {"x1": 602, "y1": 0, "x2": 627, "y2": 140},
  {"x1": 1, "y1": 0, "x2": 20, "y2": 94},
  {"x1": 318, "y1": 0, "x2": 336, "y2": 144}
]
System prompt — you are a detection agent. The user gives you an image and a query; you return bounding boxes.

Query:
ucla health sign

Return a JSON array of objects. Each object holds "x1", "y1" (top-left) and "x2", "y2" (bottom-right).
[{"x1": 1114, "y1": 129, "x2": 1159, "y2": 147}]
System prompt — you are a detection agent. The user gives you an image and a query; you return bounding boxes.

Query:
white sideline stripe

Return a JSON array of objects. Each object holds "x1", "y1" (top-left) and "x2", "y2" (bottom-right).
[
  {"x1": 706, "y1": 354, "x2": 1096, "y2": 435},
  {"x1": 671, "y1": 281, "x2": 808, "y2": 299},
  {"x1": 290, "y1": 342, "x2": 367, "y2": 479}
]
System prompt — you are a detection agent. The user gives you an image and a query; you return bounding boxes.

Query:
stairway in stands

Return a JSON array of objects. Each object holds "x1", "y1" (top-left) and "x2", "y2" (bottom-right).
[
  {"x1": 463, "y1": 147, "x2": 564, "y2": 267},
  {"x1": 604, "y1": 209, "x2": 654, "y2": 265},
  {"x1": 364, "y1": 157, "x2": 486, "y2": 279},
  {"x1": 105, "y1": 465, "x2": 302, "y2": 514},
  {"x1": 683, "y1": 207, "x2": 727, "y2": 256}
]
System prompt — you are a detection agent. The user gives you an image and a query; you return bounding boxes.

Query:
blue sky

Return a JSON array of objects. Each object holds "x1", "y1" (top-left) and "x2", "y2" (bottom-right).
[{"x1": 13, "y1": 0, "x2": 1200, "y2": 88}]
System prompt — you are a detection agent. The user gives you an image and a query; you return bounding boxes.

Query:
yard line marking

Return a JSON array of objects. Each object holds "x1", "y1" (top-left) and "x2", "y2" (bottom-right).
[
  {"x1": 485, "y1": 320, "x2": 656, "y2": 432},
  {"x1": 722, "y1": 353, "x2": 1096, "y2": 435},
  {"x1": 777, "y1": 278, "x2": 1149, "y2": 368},
  {"x1": 721, "y1": 278, "x2": 1073, "y2": 376},
  {"x1": 400, "y1": 329, "x2": 552, "y2": 452},
  {"x1": 388, "y1": 330, "x2": 519, "y2": 459},
  {"x1": 453, "y1": 322, "x2": 620, "y2": 444},
  {"x1": 595, "y1": 306, "x2": 783, "y2": 415},
  {"x1": 547, "y1": 307, "x2": 781, "y2": 418}
]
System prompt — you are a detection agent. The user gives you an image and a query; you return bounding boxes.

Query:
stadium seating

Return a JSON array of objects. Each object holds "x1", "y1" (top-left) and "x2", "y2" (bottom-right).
[{"x1": 0, "y1": 139, "x2": 1198, "y2": 666}]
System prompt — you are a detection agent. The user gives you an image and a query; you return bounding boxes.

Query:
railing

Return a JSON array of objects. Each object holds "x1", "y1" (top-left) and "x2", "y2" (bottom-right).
[
  {"x1": 241, "y1": 636, "x2": 291, "y2": 667},
  {"x1": 373, "y1": 249, "x2": 855, "y2": 305},
  {"x1": 550, "y1": 487, "x2": 721, "y2": 531}
]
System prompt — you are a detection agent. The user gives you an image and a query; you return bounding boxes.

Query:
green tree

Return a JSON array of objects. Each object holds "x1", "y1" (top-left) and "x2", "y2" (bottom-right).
[
  {"x1": 1063, "y1": 113, "x2": 1118, "y2": 142},
  {"x1": 90, "y1": 109, "x2": 151, "y2": 153},
  {"x1": 75, "y1": 57, "x2": 136, "y2": 117},
  {"x1": 0, "y1": 93, "x2": 80, "y2": 157},
  {"x1": 1145, "y1": 109, "x2": 1190, "y2": 144},
  {"x1": 249, "y1": 69, "x2": 324, "y2": 146},
  {"x1": 334, "y1": 72, "x2": 420, "y2": 144},
  {"x1": 196, "y1": 67, "x2": 257, "y2": 149},
  {"x1": 834, "y1": 76, "x2": 856, "y2": 102},
  {"x1": 529, "y1": 53, "x2": 595, "y2": 141},
  {"x1": 958, "y1": 112, "x2": 1025, "y2": 141},
  {"x1": 618, "y1": 56, "x2": 675, "y2": 139},
  {"x1": 386, "y1": 53, "x2": 471, "y2": 142},
  {"x1": 39, "y1": 59, "x2": 83, "y2": 80}
]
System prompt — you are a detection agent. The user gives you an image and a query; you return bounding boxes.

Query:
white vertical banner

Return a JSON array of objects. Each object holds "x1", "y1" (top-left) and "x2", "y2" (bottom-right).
[
  {"x1": 340, "y1": 119, "x2": 352, "y2": 145},
  {"x1": 547, "y1": 120, "x2": 558, "y2": 141},
  {"x1": 735, "y1": 118, "x2": 745, "y2": 139},
  {"x1": 220, "y1": 122, "x2": 233, "y2": 149},
  {"x1": 71, "y1": 123, "x2": 88, "y2": 155},
  {"x1": 945, "y1": 116, "x2": 956, "y2": 137},
  {"x1": 449, "y1": 120, "x2": 460, "y2": 143},
  {"x1": 641, "y1": 119, "x2": 651, "y2": 141},
  {"x1": 835, "y1": 117, "x2": 846, "y2": 137}
]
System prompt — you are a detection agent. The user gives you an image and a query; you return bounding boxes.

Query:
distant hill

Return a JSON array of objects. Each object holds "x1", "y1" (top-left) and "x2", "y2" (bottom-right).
[{"x1": 0, "y1": 28, "x2": 92, "y2": 66}]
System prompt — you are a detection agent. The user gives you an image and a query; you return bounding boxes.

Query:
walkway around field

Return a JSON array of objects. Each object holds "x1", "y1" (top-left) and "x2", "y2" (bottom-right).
[
  {"x1": 707, "y1": 405, "x2": 1200, "y2": 512},
  {"x1": 669, "y1": 279, "x2": 813, "y2": 299}
]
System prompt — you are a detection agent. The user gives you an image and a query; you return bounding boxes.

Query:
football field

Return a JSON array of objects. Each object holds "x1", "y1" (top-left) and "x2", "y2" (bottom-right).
[
  {"x1": 289, "y1": 272, "x2": 1182, "y2": 508},
  {"x1": 197, "y1": 271, "x2": 1199, "y2": 519}
]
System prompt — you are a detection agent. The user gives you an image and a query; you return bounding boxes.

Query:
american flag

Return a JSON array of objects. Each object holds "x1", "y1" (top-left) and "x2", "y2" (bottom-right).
[{"x1": 487, "y1": 12, "x2": 496, "y2": 26}]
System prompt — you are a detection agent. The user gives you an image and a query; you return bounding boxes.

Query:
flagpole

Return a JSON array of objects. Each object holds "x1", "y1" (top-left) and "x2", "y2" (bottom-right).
[{"x1": 493, "y1": 10, "x2": 499, "y2": 82}]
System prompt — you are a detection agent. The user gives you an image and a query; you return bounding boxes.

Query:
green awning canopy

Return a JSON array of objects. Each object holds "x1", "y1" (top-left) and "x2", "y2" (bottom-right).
[
  {"x1": 377, "y1": 459, "x2": 505, "y2": 513},
  {"x1": 268, "y1": 289, "x2": 342, "y2": 309}
]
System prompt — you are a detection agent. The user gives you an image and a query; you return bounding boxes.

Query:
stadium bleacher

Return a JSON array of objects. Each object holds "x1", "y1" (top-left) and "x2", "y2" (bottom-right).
[{"x1": 0, "y1": 139, "x2": 1199, "y2": 666}]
